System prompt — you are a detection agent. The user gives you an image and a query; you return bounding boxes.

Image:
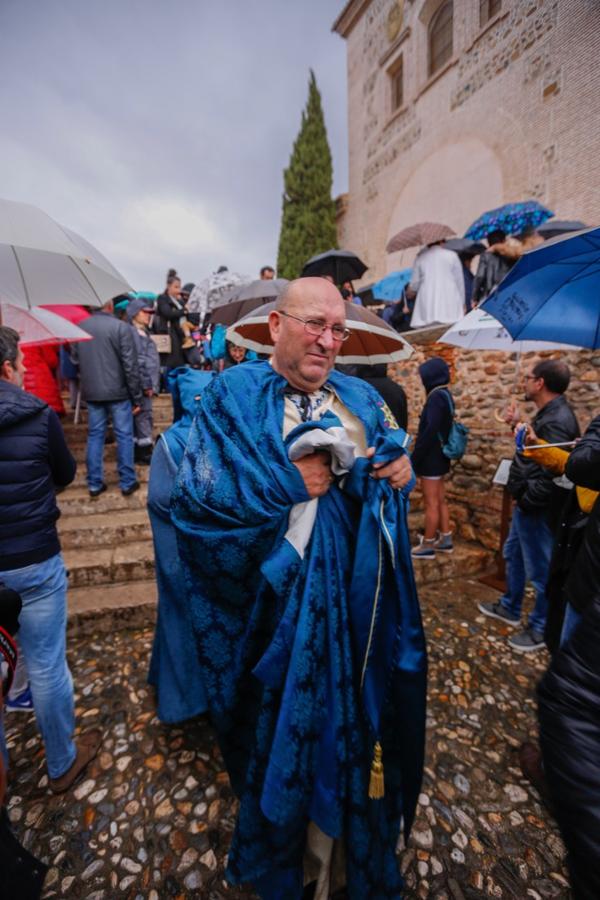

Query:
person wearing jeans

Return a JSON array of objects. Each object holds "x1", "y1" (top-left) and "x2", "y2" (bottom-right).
[
  {"x1": 86, "y1": 398, "x2": 137, "y2": 493},
  {"x1": 0, "y1": 326, "x2": 101, "y2": 792},
  {"x1": 71, "y1": 297, "x2": 142, "y2": 497},
  {"x1": 479, "y1": 359, "x2": 580, "y2": 652},
  {"x1": 497, "y1": 506, "x2": 553, "y2": 635}
]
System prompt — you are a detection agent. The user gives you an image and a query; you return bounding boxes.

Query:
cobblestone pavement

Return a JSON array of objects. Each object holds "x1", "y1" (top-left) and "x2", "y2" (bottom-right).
[{"x1": 4, "y1": 576, "x2": 570, "y2": 899}]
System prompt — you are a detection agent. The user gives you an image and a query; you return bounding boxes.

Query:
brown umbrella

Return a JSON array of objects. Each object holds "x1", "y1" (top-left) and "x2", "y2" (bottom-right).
[
  {"x1": 210, "y1": 279, "x2": 289, "y2": 327},
  {"x1": 226, "y1": 301, "x2": 413, "y2": 364},
  {"x1": 386, "y1": 222, "x2": 456, "y2": 253}
]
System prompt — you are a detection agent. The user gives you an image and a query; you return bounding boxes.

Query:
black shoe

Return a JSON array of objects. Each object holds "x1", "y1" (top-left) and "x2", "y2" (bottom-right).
[
  {"x1": 89, "y1": 483, "x2": 107, "y2": 498},
  {"x1": 121, "y1": 481, "x2": 140, "y2": 497},
  {"x1": 135, "y1": 446, "x2": 153, "y2": 466}
]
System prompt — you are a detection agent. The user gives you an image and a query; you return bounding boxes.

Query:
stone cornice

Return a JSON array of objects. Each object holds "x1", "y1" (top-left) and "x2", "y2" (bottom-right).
[{"x1": 332, "y1": 0, "x2": 373, "y2": 38}]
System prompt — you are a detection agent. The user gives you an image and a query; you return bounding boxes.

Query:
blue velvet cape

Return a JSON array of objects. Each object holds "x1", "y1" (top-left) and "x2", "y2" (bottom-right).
[{"x1": 172, "y1": 360, "x2": 426, "y2": 899}]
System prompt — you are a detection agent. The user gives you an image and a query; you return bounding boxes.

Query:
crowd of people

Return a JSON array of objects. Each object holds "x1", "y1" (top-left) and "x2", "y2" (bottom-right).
[{"x1": 0, "y1": 241, "x2": 597, "y2": 898}]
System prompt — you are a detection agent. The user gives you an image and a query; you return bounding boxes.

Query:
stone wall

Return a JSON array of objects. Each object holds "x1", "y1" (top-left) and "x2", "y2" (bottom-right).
[
  {"x1": 333, "y1": 0, "x2": 600, "y2": 283},
  {"x1": 390, "y1": 341, "x2": 600, "y2": 553}
]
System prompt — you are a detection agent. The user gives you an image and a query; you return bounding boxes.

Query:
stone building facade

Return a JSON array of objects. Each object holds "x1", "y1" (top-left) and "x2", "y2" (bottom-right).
[
  {"x1": 333, "y1": 0, "x2": 600, "y2": 279},
  {"x1": 333, "y1": 0, "x2": 600, "y2": 563}
]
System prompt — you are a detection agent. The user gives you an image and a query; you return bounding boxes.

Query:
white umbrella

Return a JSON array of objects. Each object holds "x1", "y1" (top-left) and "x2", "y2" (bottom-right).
[
  {"x1": 0, "y1": 198, "x2": 132, "y2": 309},
  {"x1": 439, "y1": 308, "x2": 581, "y2": 352},
  {"x1": 1, "y1": 302, "x2": 92, "y2": 346},
  {"x1": 187, "y1": 269, "x2": 247, "y2": 322}
]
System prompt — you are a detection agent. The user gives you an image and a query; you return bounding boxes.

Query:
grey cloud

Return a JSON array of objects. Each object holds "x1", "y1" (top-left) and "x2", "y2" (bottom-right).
[{"x1": 0, "y1": 0, "x2": 348, "y2": 290}]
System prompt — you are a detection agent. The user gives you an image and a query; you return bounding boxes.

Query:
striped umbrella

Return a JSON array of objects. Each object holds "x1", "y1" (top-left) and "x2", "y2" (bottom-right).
[
  {"x1": 226, "y1": 301, "x2": 413, "y2": 365},
  {"x1": 386, "y1": 222, "x2": 455, "y2": 253}
]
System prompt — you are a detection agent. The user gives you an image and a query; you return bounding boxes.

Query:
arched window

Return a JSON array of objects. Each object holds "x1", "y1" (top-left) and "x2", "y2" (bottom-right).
[{"x1": 429, "y1": 1, "x2": 453, "y2": 77}]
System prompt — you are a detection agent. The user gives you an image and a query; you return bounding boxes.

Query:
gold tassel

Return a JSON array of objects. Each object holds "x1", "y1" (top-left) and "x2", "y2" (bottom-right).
[{"x1": 368, "y1": 741, "x2": 385, "y2": 799}]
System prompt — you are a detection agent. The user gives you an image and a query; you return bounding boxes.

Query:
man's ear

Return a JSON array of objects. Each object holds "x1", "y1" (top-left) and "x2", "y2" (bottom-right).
[
  {"x1": 268, "y1": 310, "x2": 281, "y2": 344},
  {"x1": 0, "y1": 360, "x2": 12, "y2": 381}
]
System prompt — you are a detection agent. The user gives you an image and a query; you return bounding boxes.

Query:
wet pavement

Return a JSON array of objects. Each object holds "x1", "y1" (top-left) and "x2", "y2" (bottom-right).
[{"x1": 4, "y1": 576, "x2": 570, "y2": 899}]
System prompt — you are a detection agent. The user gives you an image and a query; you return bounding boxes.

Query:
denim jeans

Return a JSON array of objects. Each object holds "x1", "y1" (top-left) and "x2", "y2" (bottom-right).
[
  {"x1": 0, "y1": 554, "x2": 76, "y2": 779},
  {"x1": 500, "y1": 506, "x2": 553, "y2": 634},
  {"x1": 86, "y1": 399, "x2": 136, "y2": 491}
]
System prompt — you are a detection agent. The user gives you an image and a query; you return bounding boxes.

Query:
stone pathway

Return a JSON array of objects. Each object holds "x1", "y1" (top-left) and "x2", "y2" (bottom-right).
[{"x1": 4, "y1": 576, "x2": 570, "y2": 899}]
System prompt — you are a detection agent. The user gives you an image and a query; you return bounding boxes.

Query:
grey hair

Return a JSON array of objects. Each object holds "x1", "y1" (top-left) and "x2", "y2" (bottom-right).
[{"x1": 0, "y1": 326, "x2": 20, "y2": 367}]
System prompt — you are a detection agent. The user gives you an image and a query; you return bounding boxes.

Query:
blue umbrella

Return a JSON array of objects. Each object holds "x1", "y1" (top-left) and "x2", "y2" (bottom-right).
[
  {"x1": 481, "y1": 227, "x2": 600, "y2": 349},
  {"x1": 372, "y1": 268, "x2": 412, "y2": 303},
  {"x1": 465, "y1": 200, "x2": 554, "y2": 241}
]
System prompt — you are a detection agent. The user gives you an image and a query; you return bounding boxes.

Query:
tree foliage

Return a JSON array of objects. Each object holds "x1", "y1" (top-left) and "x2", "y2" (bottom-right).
[{"x1": 276, "y1": 71, "x2": 337, "y2": 280}]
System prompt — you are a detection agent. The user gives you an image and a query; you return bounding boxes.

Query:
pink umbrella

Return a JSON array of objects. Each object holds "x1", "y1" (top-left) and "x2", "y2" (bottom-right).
[
  {"x1": 41, "y1": 303, "x2": 90, "y2": 325},
  {"x1": 1, "y1": 302, "x2": 92, "y2": 347},
  {"x1": 386, "y1": 222, "x2": 456, "y2": 253}
]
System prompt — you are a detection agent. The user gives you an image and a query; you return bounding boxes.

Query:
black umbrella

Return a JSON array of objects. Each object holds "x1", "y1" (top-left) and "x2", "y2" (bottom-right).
[
  {"x1": 444, "y1": 237, "x2": 486, "y2": 255},
  {"x1": 301, "y1": 249, "x2": 368, "y2": 284},
  {"x1": 537, "y1": 219, "x2": 589, "y2": 239}
]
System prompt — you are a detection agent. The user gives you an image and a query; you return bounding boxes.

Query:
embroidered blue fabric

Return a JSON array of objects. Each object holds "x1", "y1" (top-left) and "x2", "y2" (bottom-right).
[{"x1": 171, "y1": 360, "x2": 427, "y2": 899}]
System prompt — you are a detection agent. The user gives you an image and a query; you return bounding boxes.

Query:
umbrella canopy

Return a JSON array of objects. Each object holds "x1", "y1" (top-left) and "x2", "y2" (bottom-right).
[
  {"x1": 210, "y1": 279, "x2": 289, "y2": 327},
  {"x1": 444, "y1": 238, "x2": 486, "y2": 255},
  {"x1": 481, "y1": 227, "x2": 600, "y2": 349},
  {"x1": 226, "y1": 300, "x2": 414, "y2": 365},
  {"x1": 537, "y1": 219, "x2": 589, "y2": 240},
  {"x1": 301, "y1": 249, "x2": 367, "y2": 284},
  {"x1": 41, "y1": 304, "x2": 90, "y2": 325},
  {"x1": 439, "y1": 308, "x2": 581, "y2": 352},
  {"x1": 464, "y1": 200, "x2": 553, "y2": 241},
  {"x1": 1, "y1": 302, "x2": 93, "y2": 346},
  {"x1": 0, "y1": 198, "x2": 132, "y2": 308},
  {"x1": 188, "y1": 269, "x2": 246, "y2": 322},
  {"x1": 372, "y1": 269, "x2": 412, "y2": 302},
  {"x1": 386, "y1": 223, "x2": 455, "y2": 253}
]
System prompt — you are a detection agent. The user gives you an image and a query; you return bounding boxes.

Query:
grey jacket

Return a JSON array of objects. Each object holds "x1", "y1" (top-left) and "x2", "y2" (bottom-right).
[
  {"x1": 131, "y1": 324, "x2": 160, "y2": 394},
  {"x1": 72, "y1": 311, "x2": 142, "y2": 405}
]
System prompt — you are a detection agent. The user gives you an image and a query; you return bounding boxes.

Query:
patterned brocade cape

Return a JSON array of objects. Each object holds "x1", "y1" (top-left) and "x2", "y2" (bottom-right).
[{"x1": 171, "y1": 361, "x2": 427, "y2": 899}]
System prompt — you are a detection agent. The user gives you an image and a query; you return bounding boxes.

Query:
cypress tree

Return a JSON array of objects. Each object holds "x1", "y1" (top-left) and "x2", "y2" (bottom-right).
[{"x1": 276, "y1": 70, "x2": 337, "y2": 280}]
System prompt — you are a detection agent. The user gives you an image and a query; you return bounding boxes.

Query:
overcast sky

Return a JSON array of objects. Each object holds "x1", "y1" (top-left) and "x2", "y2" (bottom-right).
[{"x1": 0, "y1": 0, "x2": 348, "y2": 291}]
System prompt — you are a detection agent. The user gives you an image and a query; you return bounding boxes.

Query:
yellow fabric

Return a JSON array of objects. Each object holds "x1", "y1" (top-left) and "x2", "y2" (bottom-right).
[{"x1": 524, "y1": 442, "x2": 598, "y2": 513}]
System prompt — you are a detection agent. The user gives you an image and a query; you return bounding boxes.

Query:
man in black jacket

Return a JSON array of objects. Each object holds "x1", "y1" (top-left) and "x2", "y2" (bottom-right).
[
  {"x1": 479, "y1": 359, "x2": 580, "y2": 652},
  {"x1": 537, "y1": 415, "x2": 600, "y2": 899},
  {"x1": 0, "y1": 326, "x2": 101, "y2": 793},
  {"x1": 72, "y1": 298, "x2": 142, "y2": 497}
]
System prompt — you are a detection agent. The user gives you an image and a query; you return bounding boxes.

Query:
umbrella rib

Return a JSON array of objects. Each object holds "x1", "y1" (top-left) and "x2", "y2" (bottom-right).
[
  {"x1": 69, "y1": 255, "x2": 104, "y2": 305},
  {"x1": 11, "y1": 246, "x2": 32, "y2": 309}
]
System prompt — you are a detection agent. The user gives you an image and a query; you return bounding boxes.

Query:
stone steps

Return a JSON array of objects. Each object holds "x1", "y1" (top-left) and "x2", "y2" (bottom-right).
[
  {"x1": 59, "y1": 508, "x2": 151, "y2": 550},
  {"x1": 58, "y1": 484, "x2": 148, "y2": 516},
  {"x1": 64, "y1": 540, "x2": 155, "y2": 589},
  {"x1": 70, "y1": 465, "x2": 150, "y2": 489}
]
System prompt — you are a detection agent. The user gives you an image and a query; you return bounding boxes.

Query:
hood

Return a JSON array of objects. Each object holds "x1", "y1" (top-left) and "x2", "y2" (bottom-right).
[
  {"x1": 167, "y1": 367, "x2": 215, "y2": 424},
  {"x1": 0, "y1": 381, "x2": 46, "y2": 430},
  {"x1": 419, "y1": 357, "x2": 450, "y2": 392}
]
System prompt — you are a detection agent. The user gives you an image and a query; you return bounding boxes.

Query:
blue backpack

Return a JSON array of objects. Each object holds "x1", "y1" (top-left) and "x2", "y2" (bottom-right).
[{"x1": 436, "y1": 389, "x2": 469, "y2": 460}]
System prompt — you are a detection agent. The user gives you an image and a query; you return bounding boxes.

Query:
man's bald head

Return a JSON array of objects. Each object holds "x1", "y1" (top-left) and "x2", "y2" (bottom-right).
[
  {"x1": 269, "y1": 277, "x2": 348, "y2": 392},
  {"x1": 276, "y1": 277, "x2": 346, "y2": 318}
]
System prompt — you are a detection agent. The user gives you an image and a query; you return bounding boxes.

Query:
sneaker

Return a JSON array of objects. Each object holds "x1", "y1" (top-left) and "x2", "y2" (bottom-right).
[
  {"x1": 411, "y1": 536, "x2": 436, "y2": 559},
  {"x1": 49, "y1": 729, "x2": 102, "y2": 794},
  {"x1": 508, "y1": 628, "x2": 545, "y2": 652},
  {"x1": 121, "y1": 481, "x2": 140, "y2": 497},
  {"x1": 5, "y1": 685, "x2": 34, "y2": 713},
  {"x1": 478, "y1": 600, "x2": 520, "y2": 626},
  {"x1": 89, "y1": 483, "x2": 107, "y2": 498},
  {"x1": 433, "y1": 531, "x2": 454, "y2": 554}
]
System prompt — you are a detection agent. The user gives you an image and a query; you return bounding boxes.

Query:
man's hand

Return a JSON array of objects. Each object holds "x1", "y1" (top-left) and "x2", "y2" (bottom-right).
[
  {"x1": 367, "y1": 448, "x2": 413, "y2": 490},
  {"x1": 132, "y1": 405, "x2": 142, "y2": 416},
  {"x1": 502, "y1": 400, "x2": 520, "y2": 428},
  {"x1": 293, "y1": 451, "x2": 333, "y2": 498}
]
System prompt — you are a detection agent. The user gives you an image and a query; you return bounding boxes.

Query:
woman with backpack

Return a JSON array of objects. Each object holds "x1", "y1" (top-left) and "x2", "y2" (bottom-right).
[{"x1": 411, "y1": 356, "x2": 456, "y2": 560}]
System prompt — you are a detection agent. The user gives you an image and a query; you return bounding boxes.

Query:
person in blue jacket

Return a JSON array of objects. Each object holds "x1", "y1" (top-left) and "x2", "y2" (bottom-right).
[{"x1": 410, "y1": 356, "x2": 454, "y2": 559}]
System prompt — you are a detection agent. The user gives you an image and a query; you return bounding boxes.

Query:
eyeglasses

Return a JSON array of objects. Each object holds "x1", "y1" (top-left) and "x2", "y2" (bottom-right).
[
  {"x1": 279, "y1": 310, "x2": 351, "y2": 342},
  {"x1": 524, "y1": 374, "x2": 540, "y2": 381}
]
